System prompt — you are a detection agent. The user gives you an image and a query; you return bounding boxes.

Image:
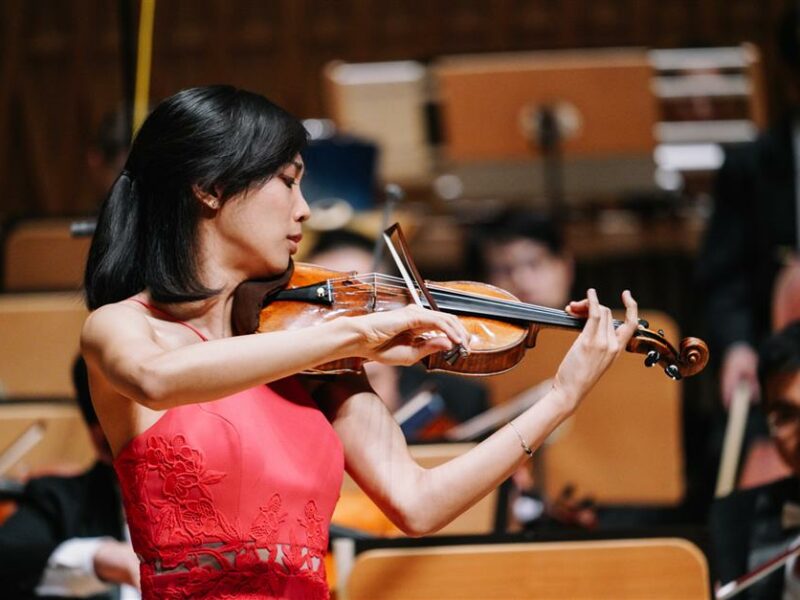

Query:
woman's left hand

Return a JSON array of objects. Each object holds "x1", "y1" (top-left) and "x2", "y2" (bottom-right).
[{"x1": 551, "y1": 289, "x2": 638, "y2": 413}]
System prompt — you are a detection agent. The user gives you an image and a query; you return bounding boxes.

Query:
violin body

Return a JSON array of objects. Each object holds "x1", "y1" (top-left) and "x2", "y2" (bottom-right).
[
  {"x1": 256, "y1": 263, "x2": 534, "y2": 376},
  {"x1": 249, "y1": 263, "x2": 709, "y2": 379}
]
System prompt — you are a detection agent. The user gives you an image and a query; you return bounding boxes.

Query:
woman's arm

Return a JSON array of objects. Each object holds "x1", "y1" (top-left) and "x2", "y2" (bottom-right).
[
  {"x1": 318, "y1": 290, "x2": 638, "y2": 536},
  {"x1": 81, "y1": 302, "x2": 469, "y2": 411}
]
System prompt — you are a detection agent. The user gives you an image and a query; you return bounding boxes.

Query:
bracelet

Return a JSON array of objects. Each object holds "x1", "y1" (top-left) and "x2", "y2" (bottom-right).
[{"x1": 508, "y1": 421, "x2": 534, "y2": 459}]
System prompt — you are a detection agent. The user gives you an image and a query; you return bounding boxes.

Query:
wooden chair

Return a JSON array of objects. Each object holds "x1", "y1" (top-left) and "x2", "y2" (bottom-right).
[
  {"x1": 346, "y1": 538, "x2": 710, "y2": 600},
  {"x1": 3, "y1": 219, "x2": 90, "y2": 291},
  {"x1": 0, "y1": 292, "x2": 87, "y2": 399},
  {"x1": 323, "y1": 60, "x2": 433, "y2": 186},
  {"x1": 332, "y1": 443, "x2": 497, "y2": 537},
  {"x1": 0, "y1": 401, "x2": 95, "y2": 479},
  {"x1": 484, "y1": 310, "x2": 684, "y2": 505}
]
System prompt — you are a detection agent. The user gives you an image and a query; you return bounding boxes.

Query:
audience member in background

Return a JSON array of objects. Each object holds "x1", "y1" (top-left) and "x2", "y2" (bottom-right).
[
  {"x1": 712, "y1": 322, "x2": 800, "y2": 600},
  {"x1": 308, "y1": 228, "x2": 489, "y2": 434},
  {"x1": 0, "y1": 357, "x2": 139, "y2": 599}
]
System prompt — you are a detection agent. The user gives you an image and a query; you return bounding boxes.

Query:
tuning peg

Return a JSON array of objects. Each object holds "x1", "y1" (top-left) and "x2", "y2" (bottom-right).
[
  {"x1": 664, "y1": 364, "x2": 682, "y2": 380},
  {"x1": 638, "y1": 318, "x2": 649, "y2": 328},
  {"x1": 657, "y1": 329, "x2": 665, "y2": 337},
  {"x1": 644, "y1": 350, "x2": 660, "y2": 368}
]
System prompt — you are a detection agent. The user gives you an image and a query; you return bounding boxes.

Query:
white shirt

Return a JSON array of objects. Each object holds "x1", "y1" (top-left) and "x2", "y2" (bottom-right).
[{"x1": 35, "y1": 535, "x2": 140, "y2": 599}]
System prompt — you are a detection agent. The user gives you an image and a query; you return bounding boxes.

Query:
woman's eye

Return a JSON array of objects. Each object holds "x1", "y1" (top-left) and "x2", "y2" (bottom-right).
[{"x1": 279, "y1": 175, "x2": 296, "y2": 189}]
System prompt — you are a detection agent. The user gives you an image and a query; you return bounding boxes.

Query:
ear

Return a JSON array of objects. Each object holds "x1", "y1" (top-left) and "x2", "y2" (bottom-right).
[{"x1": 193, "y1": 184, "x2": 221, "y2": 210}]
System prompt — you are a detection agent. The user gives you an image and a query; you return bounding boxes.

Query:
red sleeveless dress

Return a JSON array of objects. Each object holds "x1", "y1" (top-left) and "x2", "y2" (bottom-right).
[{"x1": 113, "y1": 302, "x2": 344, "y2": 599}]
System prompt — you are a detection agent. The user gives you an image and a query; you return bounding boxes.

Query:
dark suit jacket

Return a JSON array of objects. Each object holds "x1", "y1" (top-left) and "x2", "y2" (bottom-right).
[
  {"x1": 696, "y1": 118, "x2": 798, "y2": 357},
  {"x1": 0, "y1": 462, "x2": 124, "y2": 600},
  {"x1": 711, "y1": 477, "x2": 800, "y2": 600}
]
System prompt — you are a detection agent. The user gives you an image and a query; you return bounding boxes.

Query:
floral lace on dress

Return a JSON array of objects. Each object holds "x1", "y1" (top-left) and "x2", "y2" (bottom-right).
[{"x1": 114, "y1": 380, "x2": 344, "y2": 600}]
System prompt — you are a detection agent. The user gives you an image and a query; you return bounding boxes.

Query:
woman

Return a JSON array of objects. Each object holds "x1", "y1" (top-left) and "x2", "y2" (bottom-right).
[{"x1": 81, "y1": 85, "x2": 639, "y2": 599}]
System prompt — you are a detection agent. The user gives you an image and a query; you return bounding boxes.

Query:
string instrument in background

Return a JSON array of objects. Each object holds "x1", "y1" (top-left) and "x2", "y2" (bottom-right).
[{"x1": 232, "y1": 224, "x2": 709, "y2": 381}]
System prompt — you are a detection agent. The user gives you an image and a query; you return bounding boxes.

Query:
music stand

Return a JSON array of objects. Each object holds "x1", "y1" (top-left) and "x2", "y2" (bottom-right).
[{"x1": 434, "y1": 49, "x2": 659, "y2": 213}]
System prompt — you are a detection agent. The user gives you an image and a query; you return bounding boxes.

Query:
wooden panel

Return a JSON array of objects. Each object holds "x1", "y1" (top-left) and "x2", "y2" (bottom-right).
[
  {"x1": 0, "y1": 0, "x2": 790, "y2": 219},
  {"x1": 0, "y1": 402, "x2": 95, "y2": 478},
  {"x1": 484, "y1": 310, "x2": 684, "y2": 505},
  {"x1": 0, "y1": 292, "x2": 87, "y2": 399},
  {"x1": 4, "y1": 219, "x2": 90, "y2": 291},
  {"x1": 333, "y1": 443, "x2": 498, "y2": 536},
  {"x1": 347, "y1": 538, "x2": 710, "y2": 600},
  {"x1": 435, "y1": 49, "x2": 657, "y2": 161}
]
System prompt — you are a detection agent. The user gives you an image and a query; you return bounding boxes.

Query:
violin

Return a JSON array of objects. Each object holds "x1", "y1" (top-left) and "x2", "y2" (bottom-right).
[{"x1": 232, "y1": 261, "x2": 709, "y2": 380}]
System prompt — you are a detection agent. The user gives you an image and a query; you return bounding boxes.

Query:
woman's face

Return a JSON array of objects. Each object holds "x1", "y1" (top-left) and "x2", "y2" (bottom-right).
[
  {"x1": 212, "y1": 156, "x2": 310, "y2": 277},
  {"x1": 484, "y1": 238, "x2": 573, "y2": 309}
]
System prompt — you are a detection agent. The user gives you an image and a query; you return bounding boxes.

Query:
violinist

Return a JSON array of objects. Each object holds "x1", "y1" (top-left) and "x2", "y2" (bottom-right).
[
  {"x1": 81, "y1": 85, "x2": 639, "y2": 600},
  {"x1": 712, "y1": 321, "x2": 800, "y2": 600}
]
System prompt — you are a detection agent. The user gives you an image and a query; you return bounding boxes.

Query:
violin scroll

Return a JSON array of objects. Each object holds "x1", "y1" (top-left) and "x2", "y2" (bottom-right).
[{"x1": 627, "y1": 327, "x2": 709, "y2": 380}]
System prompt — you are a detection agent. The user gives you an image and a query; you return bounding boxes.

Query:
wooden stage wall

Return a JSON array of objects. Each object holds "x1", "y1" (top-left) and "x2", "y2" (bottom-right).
[{"x1": 0, "y1": 0, "x2": 791, "y2": 219}]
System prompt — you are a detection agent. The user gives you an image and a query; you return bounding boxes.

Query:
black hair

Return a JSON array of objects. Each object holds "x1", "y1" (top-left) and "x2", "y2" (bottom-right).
[
  {"x1": 308, "y1": 228, "x2": 376, "y2": 258},
  {"x1": 72, "y1": 355, "x2": 97, "y2": 426},
  {"x1": 84, "y1": 85, "x2": 308, "y2": 309},
  {"x1": 758, "y1": 321, "x2": 800, "y2": 393},
  {"x1": 466, "y1": 209, "x2": 565, "y2": 280}
]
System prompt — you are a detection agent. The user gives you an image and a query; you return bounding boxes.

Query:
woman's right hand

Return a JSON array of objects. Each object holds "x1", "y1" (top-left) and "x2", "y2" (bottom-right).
[
  {"x1": 551, "y1": 289, "x2": 638, "y2": 414},
  {"x1": 350, "y1": 305, "x2": 470, "y2": 366}
]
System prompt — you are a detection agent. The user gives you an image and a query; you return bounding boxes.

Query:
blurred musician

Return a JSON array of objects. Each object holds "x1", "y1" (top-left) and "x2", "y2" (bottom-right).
[
  {"x1": 0, "y1": 358, "x2": 139, "y2": 599},
  {"x1": 712, "y1": 322, "x2": 800, "y2": 599},
  {"x1": 468, "y1": 210, "x2": 574, "y2": 310},
  {"x1": 696, "y1": 7, "x2": 800, "y2": 411},
  {"x1": 468, "y1": 210, "x2": 597, "y2": 528},
  {"x1": 308, "y1": 228, "x2": 489, "y2": 434}
]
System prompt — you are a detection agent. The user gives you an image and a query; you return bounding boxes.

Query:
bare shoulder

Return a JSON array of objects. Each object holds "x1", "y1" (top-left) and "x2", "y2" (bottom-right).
[{"x1": 81, "y1": 301, "x2": 156, "y2": 355}]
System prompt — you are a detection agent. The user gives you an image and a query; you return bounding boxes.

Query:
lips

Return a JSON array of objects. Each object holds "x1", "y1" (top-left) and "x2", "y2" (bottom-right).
[{"x1": 287, "y1": 234, "x2": 302, "y2": 254}]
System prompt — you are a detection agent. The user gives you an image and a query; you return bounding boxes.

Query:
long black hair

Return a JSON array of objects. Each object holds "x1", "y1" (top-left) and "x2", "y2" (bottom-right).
[{"x1": 84, "y1": 85, "x2": 308, "y2": 309}]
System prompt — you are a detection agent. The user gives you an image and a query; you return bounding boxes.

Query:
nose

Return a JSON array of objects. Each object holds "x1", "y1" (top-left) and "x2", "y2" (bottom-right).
[{"x1": 295, "y1": 188, "x2": 311, "y2": 222}]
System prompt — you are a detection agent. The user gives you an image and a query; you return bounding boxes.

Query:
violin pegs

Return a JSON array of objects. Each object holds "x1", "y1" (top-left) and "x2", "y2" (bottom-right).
[
  {"x1": 644, "y1": 350, "x2": 660, "y2": 368},
  {"x1": 657, "y1": 329, "x2": 665, "y2": 337},
  {"x1": 664, "y1": 364, "x2": 682, "y2": 380},
  {"x1": 638, "y1": 318, "x2": 650, "y2": 329}
]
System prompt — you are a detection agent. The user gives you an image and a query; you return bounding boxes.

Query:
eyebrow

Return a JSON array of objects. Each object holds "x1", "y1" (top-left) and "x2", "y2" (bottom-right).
[{"x1": 291, "y1": 160, "x2": 304, "y2": 175}]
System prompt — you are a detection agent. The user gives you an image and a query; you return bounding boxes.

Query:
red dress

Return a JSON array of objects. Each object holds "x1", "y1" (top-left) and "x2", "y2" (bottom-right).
[{"x1": 113, "y1": 303, "x2": 344, "y2": 599}]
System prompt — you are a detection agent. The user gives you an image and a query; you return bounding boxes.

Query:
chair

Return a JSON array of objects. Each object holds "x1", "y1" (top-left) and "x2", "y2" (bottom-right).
[
  {"x1": 0, "y1": 292, "x2": 87, "y2": 399},
  {"x1": 332, "y1": 443, "x2": 498, "y2": 537},
  {"x1": 346, "y1": 538, "x2": 710, "y2": 600},
  {"x1": 3, "y1": 219, "x2": 90, "y2": 291},
  {"x1": 0, "y1": 401, "x2": 95, "y2": 479},
  {"x1": 323, "y1": 60, "x2": 433, "y2": 186},
  {"x1": 484, "y1": 310, "x2": 684, "y2": 505}
]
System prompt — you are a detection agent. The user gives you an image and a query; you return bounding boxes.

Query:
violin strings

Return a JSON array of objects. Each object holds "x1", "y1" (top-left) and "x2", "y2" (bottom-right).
[
  {"x1": 323, "y1": 274, "x2": 625, "y2": 328},
  {"x1": 328, "y1": 275, "x2": 588, "y2": 325},
  {"x1": 364, "y1": 273, "x2": 587, "y2": 320},
  {"x1": 329, "y1": 272, "x2": 567, "y2": 316},
  {"x1": 356, "y1": 274, "x2": 598, "y2": 324}
]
